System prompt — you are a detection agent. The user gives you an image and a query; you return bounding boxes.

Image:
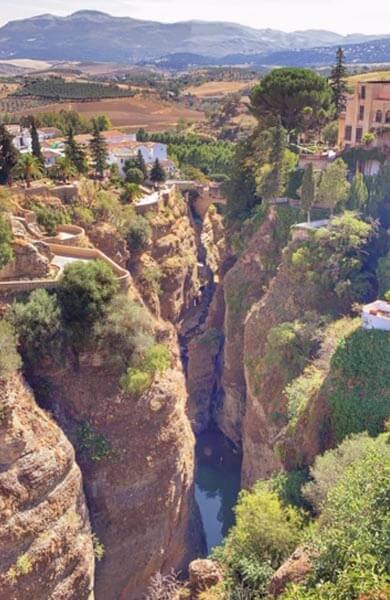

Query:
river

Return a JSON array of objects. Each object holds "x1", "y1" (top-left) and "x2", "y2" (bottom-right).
[{"x1": 195, "y1": 430, "x2": 242, "y2": 553}]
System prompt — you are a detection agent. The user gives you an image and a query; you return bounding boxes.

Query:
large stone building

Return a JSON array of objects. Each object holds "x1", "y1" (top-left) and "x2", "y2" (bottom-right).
[{"x1": 338, "y1": 81, "x2": 390, "y2": 149}]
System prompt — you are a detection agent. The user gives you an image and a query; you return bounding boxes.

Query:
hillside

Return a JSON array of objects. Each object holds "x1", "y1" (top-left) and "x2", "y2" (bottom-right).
[{"x1": 0, "y1": 11, "x2": 386, "y2": 64}]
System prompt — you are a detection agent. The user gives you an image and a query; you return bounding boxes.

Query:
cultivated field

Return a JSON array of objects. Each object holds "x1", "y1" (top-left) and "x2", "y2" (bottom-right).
[
  {"x1": 185, "y1": 79, "x2": 258, "y2": 98},
  {"x1": 348, "y1": 70, "x2": 390, "y2": 83},
  {"x1": 12, "y1": 95, "x2": 205, "y2": 131}
]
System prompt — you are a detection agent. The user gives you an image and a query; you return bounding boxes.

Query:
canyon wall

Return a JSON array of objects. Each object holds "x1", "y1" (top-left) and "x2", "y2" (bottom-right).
[{"x1": 0, "y1": 375, "x2": 95, "y2": 600}]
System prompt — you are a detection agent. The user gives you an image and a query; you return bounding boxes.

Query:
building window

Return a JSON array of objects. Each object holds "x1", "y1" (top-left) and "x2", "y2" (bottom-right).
[
  {"x1": 359, "y1": 105, "x2": 365, "y2": 120},
  {"x1": 361, "y1": 86, "x2": 366, "y2": 99},
  {"x1": 356, "y1": 127, "x2": 363, "y2": 143},
  {"x1": 376, "y1": 110, "x2": 383, "y2": 123},
  {"x1": 386, "y1": 111, "x2": 390, "y2": 124},
  {"x1": 345, "y1": 125, "x2": 352, "y2": 141}
]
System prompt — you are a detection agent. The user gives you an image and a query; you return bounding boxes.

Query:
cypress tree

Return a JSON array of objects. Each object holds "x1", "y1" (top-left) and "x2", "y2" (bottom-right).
[
  {"x1": 348, "y1": 171, "x2": 369, "y2": 211},
  {"x1": 0, "y1": 124, "x2": 19, "y2": 185},
  {"x1": 136, "y1": 149, "x2": 147, "y2": 179},
  {"x1": 330, "y1": 47, "x2": 348, "y2": 116},
  {"x1": 65, "y1": 126, "x2": 88, "y2": 174},
  {"x1": 30, "y1": 118, "x2": 43, "y2": 164},
  {"x1": 89, "y1": 120, "x2": 108, "y2": 178},
  {"x1": 150, "y1": 158, "x2": 166, "y2": 184}
]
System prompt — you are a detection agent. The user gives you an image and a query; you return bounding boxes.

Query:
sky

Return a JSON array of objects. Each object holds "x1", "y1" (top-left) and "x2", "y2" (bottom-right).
[{"x1": 0, "y1": 0, "x2": 390, "y2": 35}]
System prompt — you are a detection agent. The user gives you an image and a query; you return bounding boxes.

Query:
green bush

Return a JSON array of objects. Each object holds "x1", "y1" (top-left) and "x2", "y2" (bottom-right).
[
  {"x1": 0, "y1": 213, "x2": 14, "y2": 268},
  {"x1": 125, "y1": 215, "x2": 152, "y2": 252},
  {"x1": 34, "y1": 205, "x2": 69, "y2": 236},
  {"x1": 283, "y1": 436, "x2": 390, "y2": 600},
  {"x1": 302, "y1": 432, "x2": 387, "y2": 514},
  {"x1": 120, "y1": 368, "x2": 151, "y2": 396},
  {"x1": 76, "y1": 422, "x2": 111, "y2": 462},
  {"x1": 0, "y1": 320, "x2": 21, "y2": 380},
  {"x1": 9, "y1": 289, "x2": 63, "y2": 363},
  {"x1": 94, "y1": 295, "x2": 154, "y2": 369},
  {"x1": 329, "y1": 328, "x2": 390, "y2": 440},
  {"x1": 142, "y1": 343, "x2": 171, "y2": 375},
  {"x1": 377, "y1": 252, "x2": 390, "y2": 298},
  {"x1": 58, "y1": 260, "x2": 119, "y2": 332}
]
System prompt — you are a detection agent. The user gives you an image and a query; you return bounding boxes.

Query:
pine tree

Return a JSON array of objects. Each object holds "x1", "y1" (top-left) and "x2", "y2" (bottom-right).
[
  {"x1": 0, "y1": 124, "x2": 19, "y2": 185},
  {"x1": 30, "y1": 118, "x2": 43, "y2": 164},
  {"x1": 150, "y1": 158, "x2": 166, "y2": 184},
  {"x1": 330, "y1": 47, "x2": 348, "y2": 116},
  {"x1": 300, "y1": 162, "x2": 316, "y2": 222},
  {"x1": 65, "y1": 126, "x2": 88, "y2": 174},
  {"x1": 89, "y1": 120, "x2": 108, "y2": 178},
  {"x1": 136, "y1": 150, "x2": 147, "y2": 179}
]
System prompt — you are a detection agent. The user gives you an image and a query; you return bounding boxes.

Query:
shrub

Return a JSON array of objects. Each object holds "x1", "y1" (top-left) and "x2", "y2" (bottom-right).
[
  {"x1": 0, "y1": 212, "x2": 14, "y2": 269},
  {"x1": 94, "y1": 295, "x2": 154, "y2": 369},
  {"x1": 125, "y1": 167, "x2": 144, "y2": 185},
  {"x1": 285, "y1": 365, "x2": 323, "y2": 424},
  {"x1": 58, "y1": 260, "x2": 118, "y2": 332},
  {"x1": 125, "y1": 215, "x2": 152, "y2": 252},
  {"x1": 34, "y1": 205, "x2": 69, "y2": 236},
  {"x1": 302, "y1": 432, "x2": 386, "y2": 514},
  {"x1": 377, "y1": 252, "x2": 390, "y2": 298},
  {"x1": 120, "y1": 368, "x2": 151, "y2": 395},
  {"x1": 283, "y1": 436, "x2": 390, "y2": 600},
  {"x1": 76, "y1": 422, "x2": 111, "y2": 462},
  {"x1": 92, "y1": 534, "x2": 105, "y2": 562},
  {"x1": 142, "y1": 264, "x2": 163, "y2": 295},
  {"x1": 142, "y1": 343, "x2": 171, "y2": 375},
  {"x1": 0, "y1": 320, "x2": 21, "y2": 380},
  {"x1": 9, "y1": 289, "x2": 63, "y2": 363},
  {"x1": 328, "y1": 328, "x2": 390, "y2": 440}
]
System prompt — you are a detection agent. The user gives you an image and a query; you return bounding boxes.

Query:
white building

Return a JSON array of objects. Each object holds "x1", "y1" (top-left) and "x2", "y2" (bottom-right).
[
  {"x1": 108, "y1": 141, "x2": 168, "y2": 176},
  {"x1": 362, "y1": 300, "x2": 390, "y2": 331},
  {"x1": 6, "y1": 125, "x2": 31, "y2": 152}
]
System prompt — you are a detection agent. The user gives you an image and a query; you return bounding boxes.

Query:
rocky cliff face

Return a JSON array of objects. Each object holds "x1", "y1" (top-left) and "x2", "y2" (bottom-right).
[
  {"x1": 0, "y1": 375, "x2": 95, "y2": 600},
  {"x1": 217, "y1": 208, "x2": 289, "y2": 444},
  {"x1": 30, "y1": 324, "x2": 203, "y2": 600}
]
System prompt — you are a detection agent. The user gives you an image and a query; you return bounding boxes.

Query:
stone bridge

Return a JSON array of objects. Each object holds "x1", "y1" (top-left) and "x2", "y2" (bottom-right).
[{"x1": 167, "y1": 180, "x2": 226, "y2": 219}]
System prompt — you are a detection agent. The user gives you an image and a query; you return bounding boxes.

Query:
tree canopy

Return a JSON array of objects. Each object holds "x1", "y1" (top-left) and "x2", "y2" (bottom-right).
[{"x1": 250, "y1": 68, "x2": 333, "y2": 133}]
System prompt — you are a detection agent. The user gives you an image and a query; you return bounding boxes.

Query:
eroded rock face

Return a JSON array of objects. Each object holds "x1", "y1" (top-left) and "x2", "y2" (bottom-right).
[
  {"x1": 33, "y1": 336, "x2": 203, "y2": 600},
  {"x1": 218, "y1": 209, "x2": 285, "y2": 444},
  {"x1": 87, "y1": 222, "x2": 130, "y2": 268},
  {"x1": 0, "y1": 239, "x2": 51, "y2": 280},
  {"x1": 0, "y1": 375, "x2": 95, "y2": 600},
  {"x1": 189, "y1": 559, "x2": 223, "y2": 598},
  {"x1": 268, "y1": 546, "x2": 313, "y2": 597}
]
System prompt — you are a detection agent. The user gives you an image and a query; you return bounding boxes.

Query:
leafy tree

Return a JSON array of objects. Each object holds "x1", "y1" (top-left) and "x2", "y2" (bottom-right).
[
  {"x1": 57, "y1": 260, "x2": 118, "y2": 348},
  {"x1": 150, "y1": 158, "x2": 166, "y2": 183},
  {"x1": 9, "y1": 289, "x2": 63, "y2": 363},
  {"x1": 89, "y1": 119, "x2": 108, "y2": 178},
  {"x1": 0, "y1": 213, "x2": 14, "y2": 268},
  {"x1": 317, "y1": 158, "x2": 350, "y2": 215},
  {"x1": 347, "y1": 171, "x2": 369, "y2": 211},
  {"x1": 330, "y1": 47, "x2": 348, "y2": 116},
  {"x1": 30, "y1": 118, "x2": 43, "y2": 164},
  {"x1": 302, "y1": 432, "x2": 384, "y2": 513},
  {"x1": 322, "y1": 121, "x2": 339, "y2": 147},
  {"x1": 300, "y1": 163, "x2": 317, "y2": 222},
  {"x1": 125, "y1": 167, "x2": 144, "y2": 185},
  {"x1": 94, "y1": 114, "x2": 112, "y2": 131},
  {"x1": 65, "y1": 126, "x2": 88, "y2": 174},
  {"x1": 120, "y1": 183, "x2": 143, "y2": 204},
  {"x1": 33, "y1": 204, "x2": 69, "y2": 236},
  {"x1": 224, "y1": 138, "x2": 261, "y2": 224},
  {"x1": 48, "y1": 156, "x2": 77, "y2": 183},
  {"x1": 250, "y1": 68, "x2": 333, "y2": 133},
  {"x1": 0, "y1": 124, "x2": 19, "y2": 185},
  {"x1": 283, "y1": 438, "x2": 390, "y2": 600},
  {"x1": 125, "y1": 215, "x2": 152, "y2": 252},
  {"x1": 0, "y1": 320, "x2": 21, "y2": 380},
  {"x1": 94, "y1": 295, "x2": 153, "y2": 369},
  {"x1": 17, "y1": 153, "x2": 43, "y2": 188}
]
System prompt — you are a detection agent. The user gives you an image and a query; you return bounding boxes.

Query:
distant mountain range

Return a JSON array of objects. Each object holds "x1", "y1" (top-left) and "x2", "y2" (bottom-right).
[{"x1": 0, "y1": 10, "x2": 389, "y2": 67}]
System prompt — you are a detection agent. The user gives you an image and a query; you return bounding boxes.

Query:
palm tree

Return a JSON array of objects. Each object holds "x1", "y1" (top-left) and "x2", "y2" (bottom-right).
[
  {"x1": 49, "y1": 157, "x2": 77, "y2": 183},
  {"x1": 17, "y1": 153, "x2": 43, "y2": 188}
]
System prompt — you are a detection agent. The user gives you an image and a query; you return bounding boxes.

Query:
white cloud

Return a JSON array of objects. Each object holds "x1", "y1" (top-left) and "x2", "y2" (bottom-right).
[{"x1": 0, "y1": 0, "x2": 390, "y2": 34}]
